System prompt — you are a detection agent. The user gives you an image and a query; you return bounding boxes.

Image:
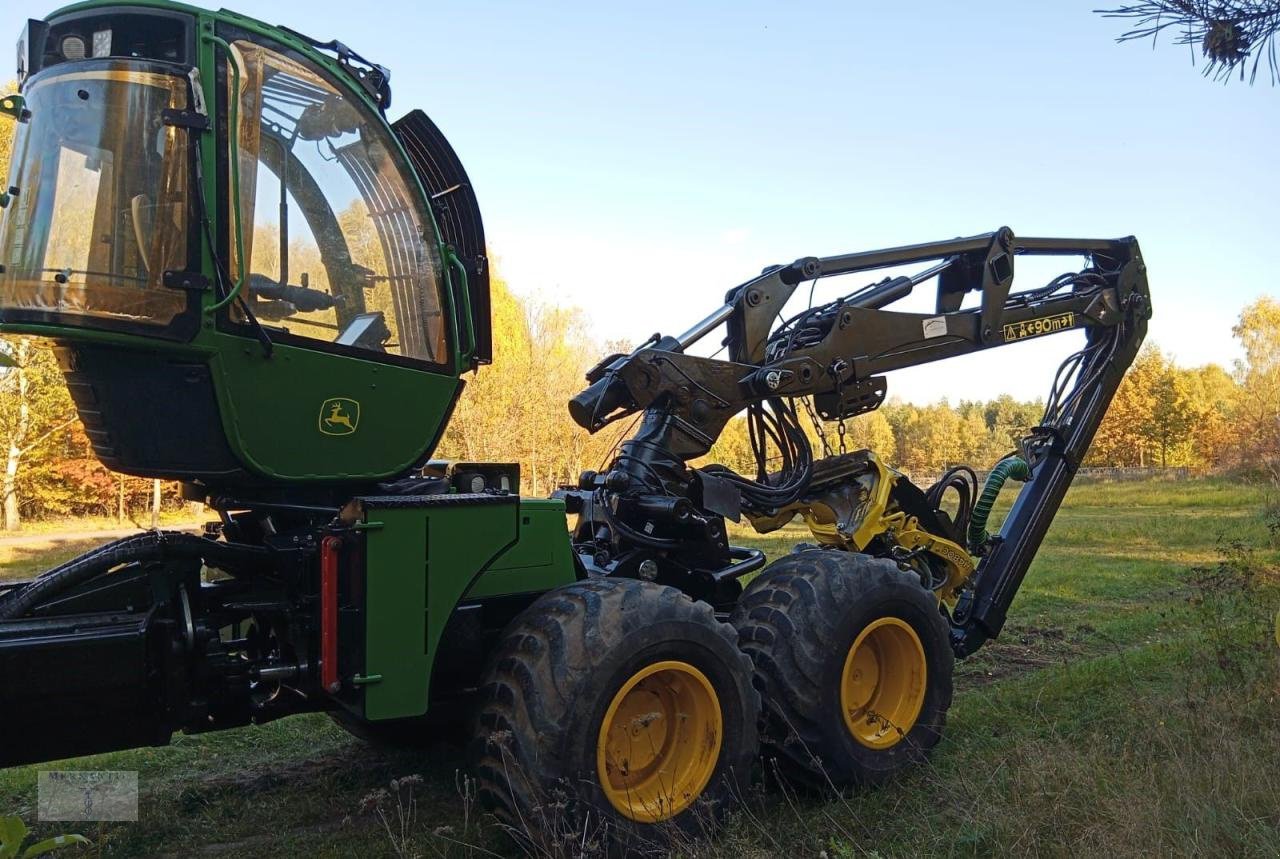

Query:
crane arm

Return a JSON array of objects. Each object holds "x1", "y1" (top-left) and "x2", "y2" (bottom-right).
[{"x1": 565, "y1": 228, "x2": 1150, "y2": 655}]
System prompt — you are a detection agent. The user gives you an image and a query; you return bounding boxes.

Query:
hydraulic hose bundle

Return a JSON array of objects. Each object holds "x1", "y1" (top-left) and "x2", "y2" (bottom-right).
[
  {"x1": 701, "y1": 397, "x2": 814, "y2": 513},
  {"x1": 926, "y1": 465, "x2": 979, "y2": 538},
  {"x1": 0, "y1": 531, "x2": 271, "y2": 620}
]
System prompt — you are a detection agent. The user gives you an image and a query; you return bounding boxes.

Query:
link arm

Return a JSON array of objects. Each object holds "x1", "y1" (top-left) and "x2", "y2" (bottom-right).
[
  {"x1": 951, "y1": 288, "x2": 1149, "y2": 654},
  {"x1": 569, "y1": 231, "x2": 1147, "y2": 437}
]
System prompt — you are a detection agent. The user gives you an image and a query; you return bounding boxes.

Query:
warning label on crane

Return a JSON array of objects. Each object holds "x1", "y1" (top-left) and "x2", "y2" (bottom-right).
[{"x1": 1002, "y1": 312, "x2": 1075, "y2": 342}]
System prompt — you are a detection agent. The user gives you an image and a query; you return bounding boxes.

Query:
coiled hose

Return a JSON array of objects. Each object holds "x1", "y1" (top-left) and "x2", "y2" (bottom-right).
[
  {"x1": 967, "y1": 456, "x2": 1030, "y2": 554},
  {"x1": 0, "y1": 531, "x2": 271, "y2": 620}
]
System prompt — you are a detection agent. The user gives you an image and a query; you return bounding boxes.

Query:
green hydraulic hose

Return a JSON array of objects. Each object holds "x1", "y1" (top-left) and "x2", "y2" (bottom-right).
[{"x1": 967, "y1": 456, "x2": 1030, "y2": 554}]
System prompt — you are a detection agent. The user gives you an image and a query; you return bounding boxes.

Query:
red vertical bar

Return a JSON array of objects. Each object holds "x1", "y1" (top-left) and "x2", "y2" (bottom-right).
[{"x1": 320, "y1": 536, "x2": 342, "y2": 694}]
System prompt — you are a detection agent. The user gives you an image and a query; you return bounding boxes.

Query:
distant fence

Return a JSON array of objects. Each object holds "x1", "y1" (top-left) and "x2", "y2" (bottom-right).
[
  {"x1": 910, "y1": 466, "x2": 1199, "y2": 487},
  {"x1": 1072, "y1": 466, "x2": 1198, "y2": 483}
]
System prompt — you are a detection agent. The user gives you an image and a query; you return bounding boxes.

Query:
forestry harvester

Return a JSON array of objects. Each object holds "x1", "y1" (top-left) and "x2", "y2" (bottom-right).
[{"x1": 0, "y1": 1, "x2": 1150, "y2": 845}]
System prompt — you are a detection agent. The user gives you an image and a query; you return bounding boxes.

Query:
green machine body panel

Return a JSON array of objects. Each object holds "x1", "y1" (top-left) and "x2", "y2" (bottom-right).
[{"x1": 360, "y1": 495, "x2": 576, "y2": 721}]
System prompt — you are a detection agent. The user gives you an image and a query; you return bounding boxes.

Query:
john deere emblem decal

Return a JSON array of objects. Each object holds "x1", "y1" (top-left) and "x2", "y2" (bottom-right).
[{"x1": 319, "y1": 398, "x2": 360, "y2": 436}]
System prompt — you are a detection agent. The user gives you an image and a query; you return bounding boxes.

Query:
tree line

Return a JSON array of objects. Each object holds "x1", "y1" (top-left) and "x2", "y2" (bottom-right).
[
  {"x1": 702, "y1": 299, "x2": 1277, "y2": 483},
  {"x1": 2, "y1": 83, "x2": 1277, "y2": 526},
  {"x1": 3, "y1": 285, "x2": 1276, "y2": 529}
]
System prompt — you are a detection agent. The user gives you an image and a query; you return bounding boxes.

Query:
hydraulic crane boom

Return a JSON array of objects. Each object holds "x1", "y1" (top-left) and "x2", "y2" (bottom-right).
[{"x1": 565, "y1": 227, "x2": 1150, "y2": 655}]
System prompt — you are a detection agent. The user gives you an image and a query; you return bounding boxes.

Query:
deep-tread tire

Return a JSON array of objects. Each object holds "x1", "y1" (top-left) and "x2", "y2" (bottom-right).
[
  {"x1": 732, "y1": 550, "x2": 953, "y2": 789},
  {"x1": 470, "y1": 578, "x2": 760, "y2": 850}
]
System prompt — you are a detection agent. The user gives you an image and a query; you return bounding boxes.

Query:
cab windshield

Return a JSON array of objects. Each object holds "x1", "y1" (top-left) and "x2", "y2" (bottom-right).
[
  {"x1": 0, "y1": 61, "x2": 191, "y2": 327},
  {"x1": 228, "y1": 38, "x2": 449, "y2": 364}
]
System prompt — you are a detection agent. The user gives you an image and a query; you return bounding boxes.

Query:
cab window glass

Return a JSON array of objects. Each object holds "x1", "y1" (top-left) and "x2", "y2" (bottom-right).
[
  {"x1": 228, "y1": 40, "x2": 447, "y2": 363},
  {"x1": 0, "y1": 65, "x2": 189, "y2": 326}
]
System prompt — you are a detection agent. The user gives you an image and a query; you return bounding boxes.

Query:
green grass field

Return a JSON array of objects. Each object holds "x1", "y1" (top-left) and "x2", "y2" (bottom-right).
[{"x1": 3, "y1": 477, "x2": 1278, "y2": 857}]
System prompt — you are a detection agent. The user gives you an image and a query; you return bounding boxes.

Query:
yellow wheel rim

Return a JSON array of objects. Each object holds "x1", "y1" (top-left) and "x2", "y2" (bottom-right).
[
  {"x1": 840, "y1": 617, "x2": 927, "y2": 749},
  {"x1": 596, "y1": 660, "x2": 722, "y2": 823}
]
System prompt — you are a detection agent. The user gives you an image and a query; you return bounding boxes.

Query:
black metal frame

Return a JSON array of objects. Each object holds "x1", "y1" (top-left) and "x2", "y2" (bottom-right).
[
  {"x1": 565, "y1": 228, "x2": 1150, "y2": 650},
  {"x1": 393, "y1": 109, "x2": 492, "y2": 368}
]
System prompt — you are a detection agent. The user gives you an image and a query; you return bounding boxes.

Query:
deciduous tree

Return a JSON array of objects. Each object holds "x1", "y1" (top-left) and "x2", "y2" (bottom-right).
[
  {"x1": 0, "y1": 338, "x2": 77, "y2": 529},
  {"x1": 1092, "y1": 344, "x2": 1162, "y2": 466},
  {"x1": 1231, "y1": 296, "x2": 1280, "y2": 480},
  {"x1": 1143, "y1": 363, "x2": 1196, "y2": 466}
]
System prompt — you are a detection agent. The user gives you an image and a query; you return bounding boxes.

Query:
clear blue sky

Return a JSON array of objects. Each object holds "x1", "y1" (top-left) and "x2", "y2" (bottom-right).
[{"x1": 34, "y1": 0, "x2": 1280, "y2": 401}]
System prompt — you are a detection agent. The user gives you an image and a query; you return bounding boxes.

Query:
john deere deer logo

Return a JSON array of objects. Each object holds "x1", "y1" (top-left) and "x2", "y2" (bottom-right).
[{"x1": 319, "y1": 398, "x2": 360, "y2": 436}]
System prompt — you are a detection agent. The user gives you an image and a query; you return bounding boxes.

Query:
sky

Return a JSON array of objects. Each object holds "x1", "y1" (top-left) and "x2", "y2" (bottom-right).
[{"x1": 25, "y1": 0, "x2": 1280, "y2": 402}]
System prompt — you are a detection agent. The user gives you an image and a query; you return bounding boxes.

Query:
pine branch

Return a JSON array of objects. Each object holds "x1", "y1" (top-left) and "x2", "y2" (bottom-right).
[{"x1": 1096, "y1": 1, "x2": 1280, "y2": 84}]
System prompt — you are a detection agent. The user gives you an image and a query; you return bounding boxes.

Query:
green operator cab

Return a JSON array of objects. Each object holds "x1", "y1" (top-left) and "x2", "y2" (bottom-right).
[{"x1": 0, "y1": 2, "x2": 491, "y2": 493}]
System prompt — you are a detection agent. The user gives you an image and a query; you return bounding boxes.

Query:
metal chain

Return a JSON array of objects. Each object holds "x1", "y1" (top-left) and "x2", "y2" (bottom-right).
[
  {"x1": 800, "y1": 396, "x2": 832, "y2": 458},
  {"x1": 831, "y1": 364, "x2": 849, "y2": 455}
]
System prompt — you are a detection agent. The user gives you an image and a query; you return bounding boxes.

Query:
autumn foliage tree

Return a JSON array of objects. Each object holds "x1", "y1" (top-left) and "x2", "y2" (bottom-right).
[
  {"x1": 1229, "y1": 296, "x2": 1280, "y2": 480},
  {"x1": 0, "y1": 338, "x2": 77, "y2": 529},
  {"x1": 1089, "y1": 344, "x2": 1238, "y2": 469},
  {"x1": 1144, "y1": 357, "x2": 1197, "y2": 467},
  {"x1": 433, "y1": 275, "x2": 632, "y2": 494}
]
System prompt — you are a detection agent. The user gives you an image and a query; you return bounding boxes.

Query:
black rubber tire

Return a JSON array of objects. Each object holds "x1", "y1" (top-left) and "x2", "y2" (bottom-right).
[
  {"x1": 470, "y1": 578, "x2": 760, "y2": 850},
  {"x1": 732, "y1": 550, "x2": 953, "y2": 789}
]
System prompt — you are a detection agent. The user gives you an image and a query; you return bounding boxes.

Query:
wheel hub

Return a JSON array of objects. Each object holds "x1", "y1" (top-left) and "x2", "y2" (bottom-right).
[
  {"x1": 597, "y1": 660, "x2": 722, "y2": 823},
  {"x1": 840, "y1": 617, "x2": 927, "y2": 749}
]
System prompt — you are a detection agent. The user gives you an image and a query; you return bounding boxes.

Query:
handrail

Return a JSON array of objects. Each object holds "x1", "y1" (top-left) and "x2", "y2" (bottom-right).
[
  {"x1": 201, "y1": 34, "x2": 245, "y2": 313},
  {"x1": 447, "y1": 249, "x2": 475, "y2": 366}
]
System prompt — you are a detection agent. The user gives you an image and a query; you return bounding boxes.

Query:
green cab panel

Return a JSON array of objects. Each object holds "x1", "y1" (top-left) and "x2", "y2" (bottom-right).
[
  {"x1": 212, "y1": 343, "x2": 461, "y2": 482},
  {"x1": 361, "y1": 495, "x2": 575, "y2": 721},
  {"x1": 31, "y1": 334, "x2": 461, "y2": 486}
]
